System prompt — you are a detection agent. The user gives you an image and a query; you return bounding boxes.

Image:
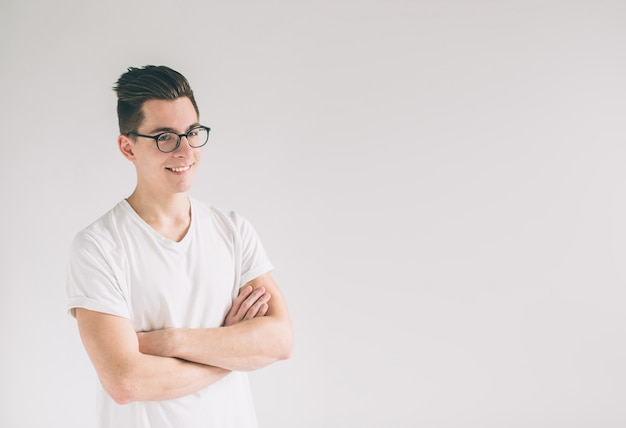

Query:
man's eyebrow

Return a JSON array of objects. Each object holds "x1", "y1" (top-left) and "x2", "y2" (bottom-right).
[
  {"x1": 146, "y1": 123, "x2": 201, "y2": 134},
  {"x1": 146, "y1": 127, "x2": 176, "y2": 134}
]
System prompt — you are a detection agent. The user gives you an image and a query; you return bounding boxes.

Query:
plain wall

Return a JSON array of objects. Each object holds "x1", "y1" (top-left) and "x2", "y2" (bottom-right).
[{"x1": 1, "y1": 0, "x2": 625, "y2": 426}]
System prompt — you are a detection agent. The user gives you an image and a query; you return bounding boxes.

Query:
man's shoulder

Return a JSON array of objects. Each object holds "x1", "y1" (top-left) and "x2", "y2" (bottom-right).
[
  {"x1": 74, "y1": 200, "x2": 131, "y2": 242},
  {"x1": 190, "y1": 198, "x2": 257, "y2": 242},
  {"x1": 191, "y1": 198, "x2": 240, "y2": 225}
]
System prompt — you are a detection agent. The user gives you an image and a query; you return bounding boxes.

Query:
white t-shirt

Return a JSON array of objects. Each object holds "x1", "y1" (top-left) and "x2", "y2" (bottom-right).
[{"x1": 66, "y1": 198, "x2": 274, "y2": 428}]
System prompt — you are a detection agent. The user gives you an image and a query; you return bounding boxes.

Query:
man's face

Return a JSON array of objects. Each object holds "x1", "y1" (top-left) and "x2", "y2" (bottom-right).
[{"x1": 123, "y1": 97, "x2": 202, "y2": 196}]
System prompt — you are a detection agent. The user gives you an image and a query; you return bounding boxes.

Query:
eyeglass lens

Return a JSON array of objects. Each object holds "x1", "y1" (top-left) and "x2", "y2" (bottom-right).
[{"x1": 157, "y1": 127, "x2": 209, "y2": 152}]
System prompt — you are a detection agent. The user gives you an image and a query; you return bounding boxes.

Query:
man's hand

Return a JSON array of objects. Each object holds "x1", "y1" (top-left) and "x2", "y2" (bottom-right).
[{"x1": 224, "y1": 285, "x2": 271, "y2": 326}]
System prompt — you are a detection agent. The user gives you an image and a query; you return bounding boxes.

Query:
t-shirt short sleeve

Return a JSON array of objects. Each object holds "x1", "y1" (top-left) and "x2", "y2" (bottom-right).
[
  {"x1": 66, "y1": 231, "x2": 130, "y2": 319},
  {"x1": 233, "y1": 212, "x2": 274, "y2": 287}
]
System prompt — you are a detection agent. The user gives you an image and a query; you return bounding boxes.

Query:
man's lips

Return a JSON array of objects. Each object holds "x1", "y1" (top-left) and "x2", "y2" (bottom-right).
[{"x1": 167, "y1": 165, "x2": 192, "y2": 172}]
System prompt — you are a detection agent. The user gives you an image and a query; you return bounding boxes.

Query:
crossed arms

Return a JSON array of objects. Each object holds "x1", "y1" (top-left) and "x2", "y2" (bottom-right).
[{"x1": 75, "y1": 272, "x2": 293, "y2": 405}]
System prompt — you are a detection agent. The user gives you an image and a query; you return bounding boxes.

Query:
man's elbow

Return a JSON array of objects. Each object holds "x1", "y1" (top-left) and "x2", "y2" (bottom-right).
[
  {"x1": 277, "y1": 326, "x2": 294, "y2": 361},
  {"x1": 261, "y1": 323, "x2": 293, "y2": 363},
  {"x1": 101, "y1": 375, "x2": 139, "y2": 405},
  {"x1": 110, "y1": 392, "x2": 133, "y2": 406},
  {"x1": 277, "y1": 346, "x2": 292, "y2": 362}
]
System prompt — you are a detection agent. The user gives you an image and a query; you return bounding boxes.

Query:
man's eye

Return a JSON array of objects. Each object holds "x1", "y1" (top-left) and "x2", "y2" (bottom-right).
[
  {"x1": 158, "y1": 133, "x2": 175, "y2": 142},
  {"x1": 188, "y1": 129, "x2": 199, "y2": 137}
]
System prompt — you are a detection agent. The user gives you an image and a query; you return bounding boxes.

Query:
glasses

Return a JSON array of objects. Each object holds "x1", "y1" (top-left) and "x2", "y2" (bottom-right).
[{"x1": 127, "y1": 125, "x2": 211, "y2": 153}]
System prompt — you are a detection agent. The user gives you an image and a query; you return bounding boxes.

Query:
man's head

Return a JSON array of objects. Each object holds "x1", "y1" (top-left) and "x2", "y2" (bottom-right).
[
  {"x1": 115, "y1": 66, "x2": 205, "y2": 198},
  {"x1": 113, "y1": 65, "x2": 199, "y2": 134}
]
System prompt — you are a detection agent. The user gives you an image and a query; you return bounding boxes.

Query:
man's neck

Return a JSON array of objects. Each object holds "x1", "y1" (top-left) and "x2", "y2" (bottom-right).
[{"x1": 126, "y1": 189, "x2": 192, "y2": 242}]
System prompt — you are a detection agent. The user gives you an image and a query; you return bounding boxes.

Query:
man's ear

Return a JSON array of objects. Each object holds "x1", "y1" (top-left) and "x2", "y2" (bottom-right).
[{"x1": 118, "y1": 134, "x2": 136, "y2": 162}]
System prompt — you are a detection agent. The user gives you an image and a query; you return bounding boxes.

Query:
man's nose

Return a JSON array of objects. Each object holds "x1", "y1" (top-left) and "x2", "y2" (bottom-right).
[{"x1": 175, "y1": 136, "x2": 193, "y2": 156}]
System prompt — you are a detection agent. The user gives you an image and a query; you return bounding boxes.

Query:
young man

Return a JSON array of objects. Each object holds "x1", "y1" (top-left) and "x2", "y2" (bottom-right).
[{"x1": 66, "y1": 65, "x2": 293, "y2": 427}]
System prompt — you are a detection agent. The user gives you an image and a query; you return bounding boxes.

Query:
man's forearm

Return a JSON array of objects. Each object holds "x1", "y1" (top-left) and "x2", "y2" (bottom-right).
[
  {"x1": 169, "y1": 316, "x2": 292, "y2": 371},
  {"x1": 105, "y1": 353, "x2": 230, "y2": 404},
  {"x1": 138, "y1": 313, "x2": 292, "y2": 371},
  {"x1": 138, "y1": 273, "x2": 294, "y2": 371}
]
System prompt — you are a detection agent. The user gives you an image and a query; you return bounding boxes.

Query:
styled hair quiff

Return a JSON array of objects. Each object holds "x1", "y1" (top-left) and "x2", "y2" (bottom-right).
[{"x1": 113, "y1": 65, "x2": 200, "y2": 134}]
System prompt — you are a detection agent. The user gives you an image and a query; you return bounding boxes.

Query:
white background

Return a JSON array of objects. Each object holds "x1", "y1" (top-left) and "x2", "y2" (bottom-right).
[{"x1": 1, "y1": 0, "x2": 625, "y2": 427}]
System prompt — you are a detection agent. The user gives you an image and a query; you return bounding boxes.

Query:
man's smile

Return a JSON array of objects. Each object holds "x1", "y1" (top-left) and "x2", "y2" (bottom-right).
[{"x1": 167, "y1": 164, "x2": 193, "y2": 173}]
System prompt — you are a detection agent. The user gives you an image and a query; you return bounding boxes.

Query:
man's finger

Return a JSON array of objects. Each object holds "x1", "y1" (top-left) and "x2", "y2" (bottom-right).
[{"x1": 243, "y1": 293, "x2": 271, "y2": 320}]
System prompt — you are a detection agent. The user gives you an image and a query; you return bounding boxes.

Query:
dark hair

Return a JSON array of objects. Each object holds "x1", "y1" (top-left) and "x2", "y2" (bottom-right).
[{"x1": 113, "y1": 65, "x2": 200, "y2": 134}]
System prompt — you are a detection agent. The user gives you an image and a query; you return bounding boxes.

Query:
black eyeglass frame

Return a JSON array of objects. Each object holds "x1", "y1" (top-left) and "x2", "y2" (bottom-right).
[{"x1": 126, "y1": 125, "x2": 211, "y2": 153}]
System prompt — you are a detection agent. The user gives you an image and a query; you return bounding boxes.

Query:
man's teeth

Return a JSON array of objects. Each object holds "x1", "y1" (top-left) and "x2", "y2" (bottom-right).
[{"x1": 169, "y1": 165, "x2": 191, "y2": 172}]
